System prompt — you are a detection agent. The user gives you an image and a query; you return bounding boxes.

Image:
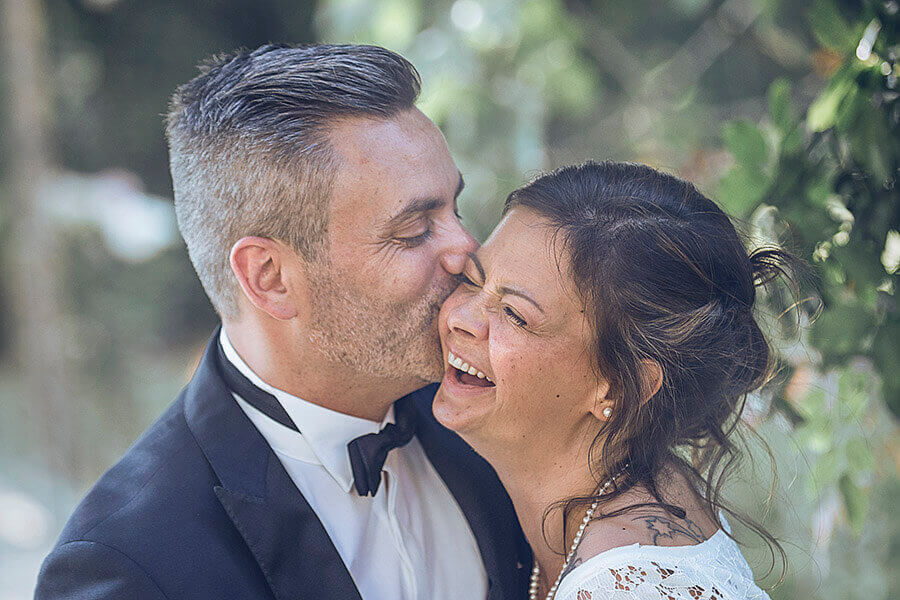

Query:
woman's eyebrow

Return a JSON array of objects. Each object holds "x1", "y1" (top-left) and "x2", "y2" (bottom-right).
[
  {"x1": 466, "y1": 252, "x2": 545, "y2": 314},
  {"x1": 499, "y1": 285, "x2": 544, "y2": 313},
  {"x1": 466, "y1": 252, "x2": 486, "y2": 279}
]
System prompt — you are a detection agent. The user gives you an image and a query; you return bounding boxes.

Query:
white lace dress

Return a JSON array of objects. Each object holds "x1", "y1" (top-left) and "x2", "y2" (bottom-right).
[{"x1": 555, "y1": 516, "x2": 771, "y2": 600}]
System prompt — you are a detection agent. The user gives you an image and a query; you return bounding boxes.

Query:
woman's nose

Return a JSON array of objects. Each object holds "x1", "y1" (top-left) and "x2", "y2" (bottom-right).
[{"x1": 445, "y1": 294, "x2": 489, "y2": 341}]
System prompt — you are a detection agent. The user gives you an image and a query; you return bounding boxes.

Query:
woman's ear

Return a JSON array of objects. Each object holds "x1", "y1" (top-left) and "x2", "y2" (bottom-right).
[
  {"x1": 640, "y1": 359, "x2": 663, "y2": 404},
  {"x1": 230, "y1": 236, "x2": 302, "y2": 320},
  {"x1": 589, "y1": 377, "x2": 614, "y2": 422},
  {"x1": 588, "y1": 360, "x2": 661, "y2": 421}
]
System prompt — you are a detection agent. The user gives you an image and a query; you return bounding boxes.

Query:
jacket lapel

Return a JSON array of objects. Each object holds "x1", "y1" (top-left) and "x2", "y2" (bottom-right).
[
  {"x1": 412, "y1": 384, "x2": 532, "y2": 600},
  {"x1": 184, "y1": 329, "x2": 362, "y2": 600}
]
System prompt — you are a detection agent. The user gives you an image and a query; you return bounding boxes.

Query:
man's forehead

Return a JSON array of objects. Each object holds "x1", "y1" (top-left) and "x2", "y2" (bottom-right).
[
  {"x1": 325, "y1": 111, "x2": 460, "y2": 222},
  {"x1": 328, "y1": 109, "x2": 445, "y2": 161}
]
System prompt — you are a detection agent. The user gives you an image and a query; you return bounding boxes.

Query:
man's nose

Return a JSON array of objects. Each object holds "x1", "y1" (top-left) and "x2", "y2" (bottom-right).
[{"x1": 440, "y1": 219, "x2": 478, "y2": 275}]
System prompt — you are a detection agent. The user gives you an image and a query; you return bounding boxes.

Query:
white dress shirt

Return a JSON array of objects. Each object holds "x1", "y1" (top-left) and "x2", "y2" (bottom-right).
[{"x1": 220, "y1": 329, "x2": 488, "y2": 600}]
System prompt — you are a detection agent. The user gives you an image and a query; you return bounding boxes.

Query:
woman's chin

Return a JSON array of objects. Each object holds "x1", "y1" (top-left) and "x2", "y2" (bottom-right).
[{"x1": 433, "y1": 369, "x2": 498, "y2": 436}]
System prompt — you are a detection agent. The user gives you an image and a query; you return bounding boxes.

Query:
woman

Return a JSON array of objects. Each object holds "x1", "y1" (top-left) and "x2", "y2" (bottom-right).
[{"x1": 434, "y1": 161, "x2": 791, "y2": 599}]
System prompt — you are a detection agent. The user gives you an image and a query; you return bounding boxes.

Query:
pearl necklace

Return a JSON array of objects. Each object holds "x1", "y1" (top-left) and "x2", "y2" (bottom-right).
[{"x1": 528, "y1": 469, "x2": 625, "y2": 600}]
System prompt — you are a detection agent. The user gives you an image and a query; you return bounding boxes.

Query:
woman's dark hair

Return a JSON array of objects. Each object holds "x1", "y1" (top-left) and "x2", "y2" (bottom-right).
[{"x1": 505, "y1": 160, "x2": 796, "y2": 578}]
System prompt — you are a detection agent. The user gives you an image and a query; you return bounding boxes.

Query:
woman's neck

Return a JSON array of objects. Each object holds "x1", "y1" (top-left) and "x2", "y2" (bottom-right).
[{"x1": 475, "y1": 433, "x2": 601, "y2": 595}]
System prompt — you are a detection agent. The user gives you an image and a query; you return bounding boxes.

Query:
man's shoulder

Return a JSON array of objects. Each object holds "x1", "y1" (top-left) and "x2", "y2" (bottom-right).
[
  {"x1": 409, "y1": 382, "x2": 440, "y2": 418},
  {"x1": 54, "y1": 393, "x2": 216, "y2": 546},
  {"x1": 37, "y1": 360, "x2": 275, "y2": 599}
]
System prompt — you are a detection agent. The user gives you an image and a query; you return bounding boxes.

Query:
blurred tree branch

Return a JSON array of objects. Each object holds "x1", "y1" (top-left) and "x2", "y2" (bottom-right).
[
  {"x1": 1, "y1": 0, "x2": 79, "y2": 481},
  {"x1": 558, "y1": 0, "x2": 765, "y2": 159}
]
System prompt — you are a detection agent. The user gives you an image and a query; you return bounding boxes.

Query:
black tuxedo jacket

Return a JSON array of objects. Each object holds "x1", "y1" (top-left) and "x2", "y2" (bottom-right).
[{"x1": 36, "y1": 330, "x2": 531, "y2": 599}]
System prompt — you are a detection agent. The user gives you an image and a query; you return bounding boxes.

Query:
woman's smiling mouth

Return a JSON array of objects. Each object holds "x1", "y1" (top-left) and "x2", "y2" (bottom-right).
[{"x1": 447, "y1": 350, "x2": 495, "y2": 388}]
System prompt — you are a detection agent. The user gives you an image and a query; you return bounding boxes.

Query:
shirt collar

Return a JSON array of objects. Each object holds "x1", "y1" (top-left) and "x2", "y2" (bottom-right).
[{"x1": 220, "y1": 328, "x2": 395, "y2": 493}]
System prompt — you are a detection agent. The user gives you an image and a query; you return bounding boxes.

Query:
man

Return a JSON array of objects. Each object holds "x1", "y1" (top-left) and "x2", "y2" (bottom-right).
[{"x1": 36, "y1": 44, "x2": 529, "y2": 600}]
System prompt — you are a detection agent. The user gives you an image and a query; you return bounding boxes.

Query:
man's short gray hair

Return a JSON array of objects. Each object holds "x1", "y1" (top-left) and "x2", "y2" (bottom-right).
[{"x1": 165, "y1": 44, "x2": 421, "y2": 318}]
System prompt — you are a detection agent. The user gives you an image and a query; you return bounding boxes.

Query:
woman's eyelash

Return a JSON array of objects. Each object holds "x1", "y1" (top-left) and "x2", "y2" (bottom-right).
[
  {"x1": 504, "y1": 306, "x2": 527, "y2": 327},
  {"x1": 453, "y1": 274, "x2": 528, "y2": 327}
]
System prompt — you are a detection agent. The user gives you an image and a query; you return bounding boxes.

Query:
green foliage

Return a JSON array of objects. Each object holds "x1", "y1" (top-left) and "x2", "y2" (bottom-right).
[
  {"x1": 2, "y1": 0, "x2": 896, "y2": 595},
  {"x1": 318, "y1": 0, "x2": 599, "y2": 240},
  {"x1": 719, "y1": 120, "x2": 772, "y2": 216},
  {"x1": 723, "y1": 0, "x2": 899, "y2": 404},
  {"x1": 807, "y1": 0, "x2": 858, "y2": 53},
  {"x1": 719, "y1": 0, "x2": 899, "y2": 553}
]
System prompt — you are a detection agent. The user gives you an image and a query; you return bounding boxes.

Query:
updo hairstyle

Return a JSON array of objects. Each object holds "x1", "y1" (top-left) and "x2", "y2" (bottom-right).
[{"x1": 506, "y1": 161, "x2": 795, "y2": 570}]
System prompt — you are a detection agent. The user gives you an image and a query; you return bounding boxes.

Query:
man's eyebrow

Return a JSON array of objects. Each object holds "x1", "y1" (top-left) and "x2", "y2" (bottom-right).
[
  {"x1": 384, "y1": 197, "x2": 444, "y2": 228},
  {"x1": 466, "y1": 252, "x2": 545, "y2": 314},
  {"x1": 384, "y1": 172, "x2": 465, "y2": 228}
]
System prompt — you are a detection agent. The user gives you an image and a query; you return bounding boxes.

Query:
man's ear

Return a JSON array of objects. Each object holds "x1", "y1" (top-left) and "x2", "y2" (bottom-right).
[{"x1": 230, "y1": 236, "x2": 302, "y2": 320}]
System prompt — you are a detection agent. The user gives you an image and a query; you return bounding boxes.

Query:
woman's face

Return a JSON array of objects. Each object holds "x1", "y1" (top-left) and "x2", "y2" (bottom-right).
[{"x1": 434, "y1": 207, "x2": 607, "y2": 450}]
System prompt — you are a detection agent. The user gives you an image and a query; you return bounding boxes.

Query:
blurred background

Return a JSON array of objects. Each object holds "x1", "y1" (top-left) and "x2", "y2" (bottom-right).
[{"x1": 0, "y1": 0, "x2": 897, "y2": 598}]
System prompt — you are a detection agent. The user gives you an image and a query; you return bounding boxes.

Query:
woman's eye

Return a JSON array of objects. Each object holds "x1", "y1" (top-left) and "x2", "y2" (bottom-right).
[
  {"x1": 395, "y1": 229, "x2": 432, "y2": 248},
  {"x1": 503, "y1": 306, "x2": 527, "y2": 327}
]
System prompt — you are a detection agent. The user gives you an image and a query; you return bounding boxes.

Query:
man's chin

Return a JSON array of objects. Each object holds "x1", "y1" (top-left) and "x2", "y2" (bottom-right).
[
  {"x1": 411, "y1": 348, "x2": 446, "y2": 384},
  {"x1": 408, "y1": 337, "x2": 446, "y2": 383},
  {"x1": 412, "y1": 308, "x2": 446, "y2": 382}
]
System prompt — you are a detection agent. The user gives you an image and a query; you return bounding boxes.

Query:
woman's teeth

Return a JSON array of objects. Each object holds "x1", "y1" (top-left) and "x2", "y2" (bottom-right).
[{"x1": 447, "y1": 351, "x2": 493, "y2": 383}]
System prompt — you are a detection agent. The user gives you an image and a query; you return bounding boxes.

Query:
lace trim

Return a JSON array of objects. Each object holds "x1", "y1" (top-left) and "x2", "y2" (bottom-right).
[{"x1": 555, "y1": 519, "x2": 768, "y2": 600}]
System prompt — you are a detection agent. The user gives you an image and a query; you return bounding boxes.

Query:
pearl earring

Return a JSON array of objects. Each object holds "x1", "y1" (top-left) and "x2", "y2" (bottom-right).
[{"x1": 602, "y1": 407, "x2": 612, "y2": 418}]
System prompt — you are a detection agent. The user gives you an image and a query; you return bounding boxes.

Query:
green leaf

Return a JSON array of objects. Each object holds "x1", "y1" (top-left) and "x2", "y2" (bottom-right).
[
  {"x1": 717, "y1": 165, "x2": 769, "y2": 217},
  {"x1": 831, "y1": 241, "x2": 893, "y2": 303},
  {"x1": 834, "y1": 84, "x2": 863, "y2": 133},
  {"x1": 845, "y1": 437, "x2": 874, "y2": 474},
  {"x1": 838, "y1": 369, "x2": 872, "y2": 421},
  {"x1": 797, "y1": 387, "x2": 827, "y2": 422},
  {"x1": 809, "y1": 450, "x2": 841, "y2": 494},
  {"x1": 838, "y1": 474, "x2": 869, "y2": 533},
  {"x1": 846, "y1": 108, "x2": 895, "y2": 184},
  {"x1": 810, "y1": 300, "x2": 877, "y2": 366},
  {"x1": 782, "y1": 128, "x2": 804, "y2": 154},
  {"x1": 723, "y1": 120, "x2": 768, "y2": 170},
  {"x1": 768, "y1": 78, "x2": 795, "y2": 132},
  {"x1": 805, "y1": 177, "x2": 832, "y2": 207},
  {"x1": 807, "y1": 0, "x2": 855, "y2": 52},
  {"x1": 872, "y1": 316, "x2": 900, "y2": 418},
  {"x1": 807, "y1": 76, "x2": 854, "y2": 132}
]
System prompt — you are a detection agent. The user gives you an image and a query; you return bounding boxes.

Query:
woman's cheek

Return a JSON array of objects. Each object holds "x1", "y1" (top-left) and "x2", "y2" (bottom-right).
[{"x1": 495, "y1": 344, "x2": 530, "y2": 395}]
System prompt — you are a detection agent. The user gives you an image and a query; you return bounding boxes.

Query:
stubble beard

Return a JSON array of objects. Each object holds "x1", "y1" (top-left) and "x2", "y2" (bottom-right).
[{"x1": 306, "y1": 265, "x2": 454, "y2": 384}]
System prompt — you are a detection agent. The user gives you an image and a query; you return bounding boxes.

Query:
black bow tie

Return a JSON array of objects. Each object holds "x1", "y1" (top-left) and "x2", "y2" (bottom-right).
[
  {"x1": 215, "y1": 338, "x2": 416, "y2": 497},
  {"x1": 346, "y1": 396, "x2": 416, "y2": 496}
]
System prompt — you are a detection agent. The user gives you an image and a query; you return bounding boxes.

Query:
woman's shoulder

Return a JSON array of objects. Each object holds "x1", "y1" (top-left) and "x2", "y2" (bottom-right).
[
  {"x1": 574, "y1": 476, "x2": 721, "y2": 558},
  {"x1": 556, "y1": 539, "x2": 771, "y2": 600},
  {"x1": 554, "y1": 469, "x2": 771, "y2": 599},
  {"x1": 557, "y1": 523, "x2": 769, "y2": 599},
  {"x1": 574, "y1": 506, "x2": 717, "y2": 558},
  {"x1": 556, "y1": 512, "x2": 769, "y2": 600}
]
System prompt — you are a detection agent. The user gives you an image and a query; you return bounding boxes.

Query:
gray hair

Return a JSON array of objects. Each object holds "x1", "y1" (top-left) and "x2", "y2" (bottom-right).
[{"x1": 165, "y1": 44, "x2": 421, "y2": 318}]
